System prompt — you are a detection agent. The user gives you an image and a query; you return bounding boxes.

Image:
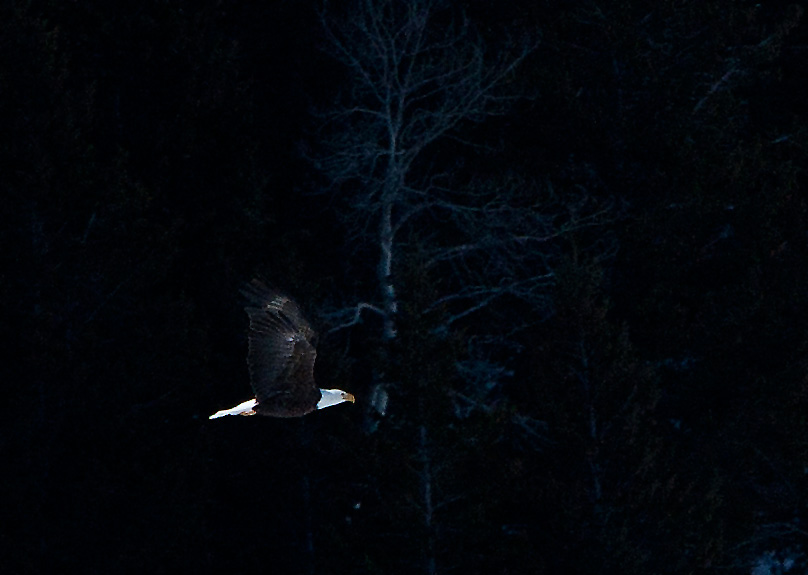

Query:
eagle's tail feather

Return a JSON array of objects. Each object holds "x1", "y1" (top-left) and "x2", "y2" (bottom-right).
[{"x1": 208, "y1": 398, "x2": 258, "y2": 419}]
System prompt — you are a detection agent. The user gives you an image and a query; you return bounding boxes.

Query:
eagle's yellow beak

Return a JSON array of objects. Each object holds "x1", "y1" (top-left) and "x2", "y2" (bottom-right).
[{"x1": 342, "y1": 392, "x2": 356, "y2": 403}]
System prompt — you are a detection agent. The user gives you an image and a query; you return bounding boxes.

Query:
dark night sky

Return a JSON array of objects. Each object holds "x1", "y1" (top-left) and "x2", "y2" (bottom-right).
[{"x1": 2, "y1": 1, "x2": 807, "y2": 573}]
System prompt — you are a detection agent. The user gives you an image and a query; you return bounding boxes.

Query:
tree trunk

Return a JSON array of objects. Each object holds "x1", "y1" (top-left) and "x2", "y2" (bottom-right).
[
  {"x1": 419, "y1": 424, "x2": 438, "y2": 575},
  {"x1": 378, "y1": 196, "x2": 397, "y2": 342}
]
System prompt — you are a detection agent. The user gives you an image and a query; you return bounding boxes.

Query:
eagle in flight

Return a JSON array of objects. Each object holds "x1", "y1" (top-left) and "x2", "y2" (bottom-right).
[{"x1": 209, "y1": 280, "x2": 355, "y2": 419}]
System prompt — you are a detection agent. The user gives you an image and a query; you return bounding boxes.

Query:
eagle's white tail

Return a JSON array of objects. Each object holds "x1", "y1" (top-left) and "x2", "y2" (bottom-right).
[{"x1": 209, "y1": 398, "x2": 258, "y2": 419}]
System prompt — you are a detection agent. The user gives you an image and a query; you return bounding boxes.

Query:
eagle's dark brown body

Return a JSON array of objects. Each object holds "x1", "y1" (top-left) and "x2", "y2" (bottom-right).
[{"x1": 241, "y1": 280, "x2": 322, "y2": 417}]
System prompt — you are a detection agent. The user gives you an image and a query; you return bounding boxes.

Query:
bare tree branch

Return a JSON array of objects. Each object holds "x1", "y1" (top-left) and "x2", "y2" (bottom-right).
[
  {"x1": 315, "y1": 0, "x2": 540, "y2": 346},
  {"x1": 324, "y1": 301, "x2": 386, "y2": 334}
]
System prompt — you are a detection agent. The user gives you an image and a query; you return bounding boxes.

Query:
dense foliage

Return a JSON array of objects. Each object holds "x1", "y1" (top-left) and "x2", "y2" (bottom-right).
[{"x1": 2, "y1": 1, "x2": 806, "y2": 573}]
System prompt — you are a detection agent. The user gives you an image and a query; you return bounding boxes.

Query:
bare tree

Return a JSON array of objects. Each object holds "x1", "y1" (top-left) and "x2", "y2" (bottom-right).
[
  {"x1": 311, "y1": 3, "x2": 612, "y2": 572},
  {"x1": 315, "y1": 0, "x2": 539, "y2": 339}
]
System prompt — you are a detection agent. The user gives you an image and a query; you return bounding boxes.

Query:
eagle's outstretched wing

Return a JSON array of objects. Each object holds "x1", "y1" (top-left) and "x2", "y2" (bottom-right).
[{"x1": 241, "y1": 280, "x2": 321, "y2": 416}]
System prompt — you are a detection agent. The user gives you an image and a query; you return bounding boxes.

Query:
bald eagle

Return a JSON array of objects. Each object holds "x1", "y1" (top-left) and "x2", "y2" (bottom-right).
[{"x1": 209, "y1": 280, "x2": 355, "y2": 419}]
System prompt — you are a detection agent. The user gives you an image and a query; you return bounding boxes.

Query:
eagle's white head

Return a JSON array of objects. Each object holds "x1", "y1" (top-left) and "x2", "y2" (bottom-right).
[{"x1": 317, "y1": 389, "x2": 356, "y2": 410}]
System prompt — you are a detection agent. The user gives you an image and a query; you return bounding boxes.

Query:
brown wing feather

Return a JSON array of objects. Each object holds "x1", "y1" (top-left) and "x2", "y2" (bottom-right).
[{"x1": 241, "y1": 280, "x2": 321, "y2": 417}]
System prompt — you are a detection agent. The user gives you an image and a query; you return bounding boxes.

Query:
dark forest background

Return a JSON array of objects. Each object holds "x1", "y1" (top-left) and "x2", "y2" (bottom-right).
[{"x1": 2, "y1": 0, "x2": 807, "y2": 573}]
